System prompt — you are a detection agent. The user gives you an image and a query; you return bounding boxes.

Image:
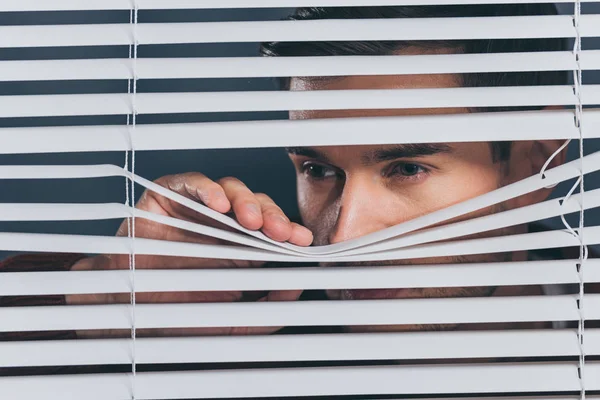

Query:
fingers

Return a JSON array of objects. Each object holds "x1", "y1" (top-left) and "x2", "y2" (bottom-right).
[
  {"x1": 255, "y1": 194, "x2": 313, "y2": 246},
  {"x1": 254, "y1": 193, "x2": 292, "y2": 242},
  {"x1": 290, "y1": 222, "x2": 314, "y2": 247},
  {"x1": 156, "y1": 173, "x2": 231, "y2": 214},
  {"x1": 218, "y1": 177, "x2": 264, "y2": 230},
  {"x1": 147, "y1": 173, "x2": 313, "y2": 245}
]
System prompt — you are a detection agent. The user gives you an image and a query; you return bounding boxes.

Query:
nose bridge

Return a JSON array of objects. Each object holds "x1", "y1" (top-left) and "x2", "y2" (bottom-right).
[{"x1": 328, "y1": 175, "x2": 390, "y2": 244}]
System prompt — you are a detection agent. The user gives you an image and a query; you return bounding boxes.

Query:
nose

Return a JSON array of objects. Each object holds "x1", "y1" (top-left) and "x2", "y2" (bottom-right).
[{"x1": 327, "y1": 176, "x2": 398, "y2": 245}]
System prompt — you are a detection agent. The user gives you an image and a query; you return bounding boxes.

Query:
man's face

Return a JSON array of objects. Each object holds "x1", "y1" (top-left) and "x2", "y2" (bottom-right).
[{"x1": 287, "y1": 68, "x2": 560, "y2": 332}]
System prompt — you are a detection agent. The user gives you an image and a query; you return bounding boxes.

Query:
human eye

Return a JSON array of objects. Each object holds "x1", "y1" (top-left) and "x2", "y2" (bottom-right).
[
  {"x1": 301, "y1": 161, "x2": 340, "y2": 181},
  {"x1": 384, "y1": 162, "x2": 429, "y2": 180}
]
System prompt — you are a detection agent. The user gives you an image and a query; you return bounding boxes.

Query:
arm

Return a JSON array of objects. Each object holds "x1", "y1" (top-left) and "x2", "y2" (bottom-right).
[
  {"x1": 0, "y1": 253, "x2": 84, "y2": 341},
  {"x1": 67, "y1": 173, "x2": 313, "y2": 337}
]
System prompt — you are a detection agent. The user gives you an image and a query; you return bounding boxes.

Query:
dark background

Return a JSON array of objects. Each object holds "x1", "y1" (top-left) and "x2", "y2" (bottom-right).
[{"x1": 1, "y1": 4, "x2": 599, "y2": 260}]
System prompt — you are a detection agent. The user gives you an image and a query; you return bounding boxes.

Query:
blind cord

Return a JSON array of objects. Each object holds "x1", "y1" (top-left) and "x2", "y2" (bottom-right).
[
  {"x1": 127, "y1": 2, "x2": 139, "y2": 400},
  {"x1": 572, "y1": 0, "x2": 586, "y2": 398},
  {"x1": 540, "y1": 138, "x2": 570, "y2": 188}
]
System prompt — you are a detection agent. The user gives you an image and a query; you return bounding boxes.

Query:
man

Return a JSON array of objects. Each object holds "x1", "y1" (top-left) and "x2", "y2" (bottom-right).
[{"x1": 0, "y1": 4, "x2": 581, "y2": 339}]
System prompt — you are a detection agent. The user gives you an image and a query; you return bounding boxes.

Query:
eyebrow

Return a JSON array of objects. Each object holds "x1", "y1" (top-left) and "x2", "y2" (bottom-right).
[
  {"x1": 365, "y1": 143, "x2": 453, "y2": 165},
  {"x1": 286, "y1": 144, "x2": 453, "y2": 166},
  {"x1": 286, "y1": 147, "x2": 331, "y2": 162}
]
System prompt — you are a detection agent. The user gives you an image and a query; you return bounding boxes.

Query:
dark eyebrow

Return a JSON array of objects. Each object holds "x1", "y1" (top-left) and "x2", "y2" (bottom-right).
[
  {"x1": 285, "y1": 147, "x2": 330, "y2": 163},
  {"x1": 364, "y1": 144, "x2": 453, "y2": 165},
  {"x1": 286, "y1": 144, "x2": 453, "y2": 166}
]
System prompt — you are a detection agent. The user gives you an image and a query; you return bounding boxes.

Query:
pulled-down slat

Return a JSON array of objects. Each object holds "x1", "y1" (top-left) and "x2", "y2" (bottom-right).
[{"x1": 1, "y1": 224, "x2": 600, "y2": 262}]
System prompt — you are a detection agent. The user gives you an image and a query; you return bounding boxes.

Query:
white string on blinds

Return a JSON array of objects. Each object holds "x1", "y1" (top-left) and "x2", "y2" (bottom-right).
[{"x1": 0, "y1": 1, "x2": 599, "y2": 400}]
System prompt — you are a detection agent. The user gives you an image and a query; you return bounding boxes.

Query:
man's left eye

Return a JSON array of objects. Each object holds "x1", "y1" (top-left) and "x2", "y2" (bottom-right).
[{"x1": 388, "y1": 163, "x2": 426, "y2": 177}]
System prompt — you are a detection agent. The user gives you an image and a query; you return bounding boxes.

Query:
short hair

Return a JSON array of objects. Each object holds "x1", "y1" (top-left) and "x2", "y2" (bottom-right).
[{"x1": 260, "y1": 5, "x2": 570, "y2": 162}]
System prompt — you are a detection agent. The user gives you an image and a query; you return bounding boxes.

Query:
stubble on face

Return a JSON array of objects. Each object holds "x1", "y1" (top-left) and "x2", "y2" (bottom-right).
[
  {"x1": 289, "y1": 63, "x2": 531, "y2": 333},
  {"x1": 313, "y1": 187, "x2": 519, "y2": 333}
]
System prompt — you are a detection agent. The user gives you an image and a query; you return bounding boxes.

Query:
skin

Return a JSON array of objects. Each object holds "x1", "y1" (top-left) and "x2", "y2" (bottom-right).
[
  {"x1": 69, "y1": 53, "x2": 568, "y2": 336},
  {"x1": 287, "y1": 73, "x2": 566, "y2": 332}
]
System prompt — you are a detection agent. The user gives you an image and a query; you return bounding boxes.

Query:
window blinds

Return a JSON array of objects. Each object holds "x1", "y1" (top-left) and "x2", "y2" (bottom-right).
[{"x1": 0, "y1": 2, "x2": 599, "y2": 400}]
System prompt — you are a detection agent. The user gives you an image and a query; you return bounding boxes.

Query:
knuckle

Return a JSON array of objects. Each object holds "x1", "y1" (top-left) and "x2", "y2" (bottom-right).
[
  {"x1": 218, "y1": 176, "x2": 245, "y2": 188},
  {"x1": 183, "y1": 181, "x2": 202, "y2": 200},
  {"x1": 234, "y1": 194, "x2": 260, "y2": 207},
  {"x1": 264, "y1": 206, "x2": 288, "y2": 221},
  {"x1": 256, "y1": 193, "x2": 284, "y2": 212},
  {"x1": 254, "y1": 192, "x2": 274, "y2": 203},
  {"x1": 156, "y1": 174, "x2": 186, "y2": 193},
  {"x1": 153, "y1": 174, "x2": 174, "y2": 187}
]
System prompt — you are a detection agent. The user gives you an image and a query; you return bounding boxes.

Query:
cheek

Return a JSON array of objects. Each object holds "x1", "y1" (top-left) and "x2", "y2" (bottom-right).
[
  {"x1": 419, "y1": 164, "x2": 503, "y2": 224},
  {"x1": 297, "y1": 179, "x2": 342, "y2": 236},
  {"x1": 397, "y1": 164, "x2": 502, "y2": 219},
  {"x1": 296, "y1": 181, "x2": 327, "y2": 226}
]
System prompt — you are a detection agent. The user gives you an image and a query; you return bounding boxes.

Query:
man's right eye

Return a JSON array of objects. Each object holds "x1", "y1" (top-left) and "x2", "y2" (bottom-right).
[{"x1": 301, "y1": 162, "x2": 339, "y2": 180}]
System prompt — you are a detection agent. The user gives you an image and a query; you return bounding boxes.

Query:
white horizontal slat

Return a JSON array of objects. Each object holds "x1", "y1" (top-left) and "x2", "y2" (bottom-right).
[
  {"x1": 0, "y1": 363, "x2": 595, "y2": 399},
  {"x1": 0, "y1": 164, "x2": 125, "y2": 180},
  {"x1": 1, "y1": 225, "x2": 600, "y2": 263},
  {"x1": 345, "y1": 189, "x2": 600, "y2": 256},
  {"x1": 2, "y1": 51, "x2": 600, "y2": 82},
  {"x1": 1, "y1": 294, "x2": 597, "y2": 332},
  {"x1": 2, "y1": 329, "x2": 599, "y2": 368},
  {"x1": 1, "y1": 85, "x2": 599, "y2": 118},
  {"x1": 0, "y1": 93, "x2": 131, "y2": 118},
  {"x1": 1, "y1": 0, "x2": 599, "y2": 12},
  {"x1": 3, "y1": 110, "x2": 598, "y2": 154},
  {"x1": 0, "y1": 202, "x2": 129, "y2": 222},
  {"x1": 2, "y1": 259, "x2": 597, "y2": 296},
  {"x1": 1, "y1": 15, "x2": 599, "y2": 48}
]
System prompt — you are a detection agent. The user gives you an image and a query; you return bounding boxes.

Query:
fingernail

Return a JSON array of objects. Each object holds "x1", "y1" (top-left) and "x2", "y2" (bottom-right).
[
  {"x1": 246, "y1": 203, "x2": 261, "y2": 217},
  {"x1": 277, "y1": 214, "x2": 290, "y2": 225},
  {"x1": 214, "y1": 190, "x2": 228, "y2": 203}
]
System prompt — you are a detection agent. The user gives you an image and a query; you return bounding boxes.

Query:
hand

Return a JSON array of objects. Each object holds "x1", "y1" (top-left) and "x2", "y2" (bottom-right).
[{"x1": 67, "y1": 173, "x2": 313, "y2": 337}]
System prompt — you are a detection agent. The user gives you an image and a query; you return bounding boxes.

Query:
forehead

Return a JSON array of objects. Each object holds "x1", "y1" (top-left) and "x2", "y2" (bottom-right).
[{"x1": 289, "y1": 73, "x2": 467, "y2": 120}]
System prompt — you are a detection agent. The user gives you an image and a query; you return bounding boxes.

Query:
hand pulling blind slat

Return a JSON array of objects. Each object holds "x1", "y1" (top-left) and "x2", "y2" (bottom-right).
[
  {"x1": 1, "y1": 187, "x2": 599, "y2": 256},
  {"x1": 2, "y1": 148, "x2": 597, "y2": 256}
]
